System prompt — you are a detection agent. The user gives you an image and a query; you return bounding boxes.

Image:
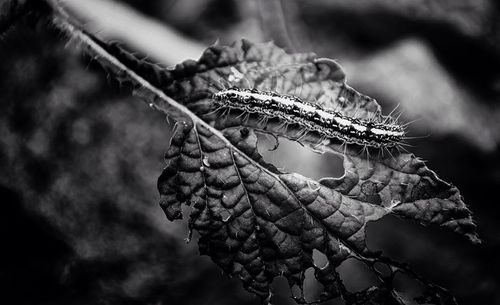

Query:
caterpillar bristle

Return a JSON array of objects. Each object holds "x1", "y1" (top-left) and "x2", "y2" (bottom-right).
[{"x1": 207, "y1": 65, "x2": 410, "y2": 157}]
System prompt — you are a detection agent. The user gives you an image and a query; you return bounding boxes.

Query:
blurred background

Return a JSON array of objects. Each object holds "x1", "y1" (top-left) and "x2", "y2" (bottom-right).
[{"x1": 0, "y1": 0, "x2": 499, "y2": 304}]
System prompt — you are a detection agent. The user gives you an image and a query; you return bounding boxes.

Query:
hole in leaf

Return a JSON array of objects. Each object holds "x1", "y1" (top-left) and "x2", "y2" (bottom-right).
[
  {"x1": 313, "y1": 249, "x2": 328, "y2": 269},
  {"x1": 257, "y1": 134, "x2": 343, "y2": 180},
  {"x1": 303, "y1": 267, "x2": 321, "y2": 302},
  {"x1": 337, "y1": 258, "x2": 378, "y2": 292},
  {"x1": 373, "y1": 261, "x2": 392, "y2": 278},
  {"x1": 393, "y1": 272, "x2": 425, "y2": 300},
  {"x1": 271, "y1": 276, "x2": 291, "y2": 305}
]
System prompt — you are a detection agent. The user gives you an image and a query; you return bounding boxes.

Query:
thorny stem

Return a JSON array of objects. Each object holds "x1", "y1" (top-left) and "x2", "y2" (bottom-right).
[
  {"x1": 33, "y1": 0, "x2": 193, "y2": 122},
  {"x1": 34, "y1": 0, "x2": 286, "y2": 178}
]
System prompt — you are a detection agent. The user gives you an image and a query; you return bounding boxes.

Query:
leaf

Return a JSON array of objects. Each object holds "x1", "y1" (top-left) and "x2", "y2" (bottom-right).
[
  {"x1": 32, "y1": 5, "x2": 478, "y2": 303},
  {"x1": 148, "y1": 41, "x2": 479, "y2": 303}
]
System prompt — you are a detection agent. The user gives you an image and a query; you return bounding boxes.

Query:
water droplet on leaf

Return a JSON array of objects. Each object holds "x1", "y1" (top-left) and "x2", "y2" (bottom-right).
[
  {"x1": 389, "y1": 199, "x2": 401, "y2": 209},
  {"x1": 307, "y1": 180, "x2": 320, "y2": 191},
  {"x1": 184, "y1": 228, "x2": 193, "y2": 243},
  {"x1": 202, "y1": 156, "x2": 211, "y2": 167},
  {"x1": 221, "y1": 210, "x2": 231, "y2": 222}
]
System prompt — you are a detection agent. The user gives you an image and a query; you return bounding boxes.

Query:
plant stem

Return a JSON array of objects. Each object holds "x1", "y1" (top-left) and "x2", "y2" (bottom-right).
[{"x1": 40, "y1": 0, "x2": 194, "y2": 122}]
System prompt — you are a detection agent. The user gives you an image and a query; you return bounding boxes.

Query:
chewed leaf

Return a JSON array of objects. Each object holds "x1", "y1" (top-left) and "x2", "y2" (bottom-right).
[
  {"x1": 146, "y1": 39, "x2": 477, "y2": 236},
  {"x1": 320, "y1": 154, "x2": 479, "y2": 243},
  {"x1": 159, "y1": 123, "x2": 382, "y2": 301},
  {"x1": 71, "y1": 35, "x2": 478, "y2": 304}
]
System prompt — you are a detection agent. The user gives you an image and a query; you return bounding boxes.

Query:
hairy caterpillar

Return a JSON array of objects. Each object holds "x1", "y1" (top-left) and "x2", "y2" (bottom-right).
[{"x1": 212, "y1": 87, "x2": 405, "y2": 148}]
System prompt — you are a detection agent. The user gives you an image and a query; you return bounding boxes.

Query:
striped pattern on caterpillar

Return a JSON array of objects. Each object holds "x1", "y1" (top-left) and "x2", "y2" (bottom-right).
[{"x1": 212, "y1": 87, "x2": 405, "y2": 148}]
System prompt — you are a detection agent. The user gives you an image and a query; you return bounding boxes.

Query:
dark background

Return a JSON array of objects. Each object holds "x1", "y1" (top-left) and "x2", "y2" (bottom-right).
[{"x1": 0, "y1": 0, "x2": 499, "y2": 304}]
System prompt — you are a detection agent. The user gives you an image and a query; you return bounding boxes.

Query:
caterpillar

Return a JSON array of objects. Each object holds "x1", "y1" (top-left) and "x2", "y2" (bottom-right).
[{"x1": 212, "y1": 87, "x2": 405, "y2": 148}]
